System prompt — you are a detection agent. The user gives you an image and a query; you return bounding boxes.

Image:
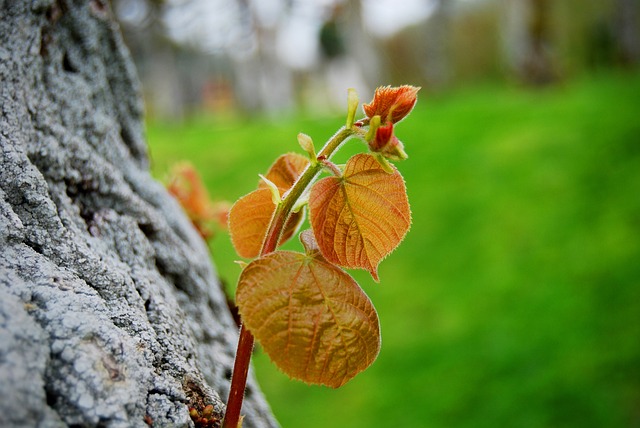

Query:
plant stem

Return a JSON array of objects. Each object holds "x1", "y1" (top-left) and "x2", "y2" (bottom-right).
[
  {"x1": 262, "y1": 126, "x2": 355, "y2": 253},
  {"x1": 223, "y1": 324, "x2": 254, "y2": 427},
  {"x1": 222, "y1": 126, "x2": 355, "y2": 428}
]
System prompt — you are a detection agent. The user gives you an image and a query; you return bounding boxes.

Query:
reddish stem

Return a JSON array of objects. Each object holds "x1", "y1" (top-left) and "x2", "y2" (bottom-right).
[
  {"x1": 223, "y1": 324, "x2": 254, "y2": 428},
  {"x1": 221, "y1": 224, "x2": 282, "y2": 428},
  {"x1": 319, "y1": 158, "x2": 343, "y2": 177},
  {"x1": 222, "y1": 226, "x2": 281, "y2": 428}
]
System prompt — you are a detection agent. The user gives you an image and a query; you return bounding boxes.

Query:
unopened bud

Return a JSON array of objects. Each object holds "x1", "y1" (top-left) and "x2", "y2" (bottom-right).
[
  {"x1": 297, "y1": 133, "x2": 316, "y2": 162},
  {"x1": 365, "y1": 115, "x2": 381, "y2": 142},
  {"x1": 363, "y1": 85, "x2": 420, "y2": 124},
  {"x1": 258, "y1": 174, "x2": 282, "y2": 205},
  {"x1": 346, "y1": 88, "x2": 359, "y2": 128},
  {"x1": 368, "y1": 122, "x2": 408, "y2": 161}
]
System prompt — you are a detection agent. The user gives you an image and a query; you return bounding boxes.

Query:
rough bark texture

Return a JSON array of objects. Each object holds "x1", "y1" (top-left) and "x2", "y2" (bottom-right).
[{"x1": 0, "y1": 1, "x2": 278, "y2": 427}]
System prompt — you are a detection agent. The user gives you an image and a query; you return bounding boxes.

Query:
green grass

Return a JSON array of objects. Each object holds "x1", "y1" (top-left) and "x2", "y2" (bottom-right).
[{"x1": 146, "y1": 72, "x2": 640, "y2": 428}]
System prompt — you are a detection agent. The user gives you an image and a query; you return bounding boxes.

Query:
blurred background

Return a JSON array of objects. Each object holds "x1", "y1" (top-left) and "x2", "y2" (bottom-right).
[{"x1": 113, "y1": 0, "x2": 640, "y2": 426}]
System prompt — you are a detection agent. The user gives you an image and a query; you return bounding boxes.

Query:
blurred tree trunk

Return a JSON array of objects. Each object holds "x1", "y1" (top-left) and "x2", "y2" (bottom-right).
[
  {"x1": 614, "y1": 0, "x2": 640, "y2": 66},
  {"x1": 232, "y1": 0, "x2": 293, "y2": 114},
  {"x1": 344, "y1": 0, "x2": 383, "y2": 90},
  {"x1": 422, "y1": 0, "x2": 452, "y2": 89},
  {"x1": 382, "y1": 0, "x2": 452, "y2": 90},
  {"x1": 503, "y1": 0, "x2": 556, "y2": 85},
  {"x1": 373, "y1": 0, "x2": 452, "y2": 91},
  {"x1": 0, "y1": 1, "x2": 278, "y2": 427}
]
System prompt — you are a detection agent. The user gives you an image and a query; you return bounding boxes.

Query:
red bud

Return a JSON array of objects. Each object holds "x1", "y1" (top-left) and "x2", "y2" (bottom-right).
[
  {"x1": 368, "y1": 123, "x2": 408, "y2": 161},
  {"x1": 363, "y1": 85, "x2": 420, "y2": 124}
]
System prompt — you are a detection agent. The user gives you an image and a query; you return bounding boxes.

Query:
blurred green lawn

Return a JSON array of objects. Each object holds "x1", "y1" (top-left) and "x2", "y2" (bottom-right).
[{"x1": 147, "y1": 72, "x2": 640, "y2": 428}]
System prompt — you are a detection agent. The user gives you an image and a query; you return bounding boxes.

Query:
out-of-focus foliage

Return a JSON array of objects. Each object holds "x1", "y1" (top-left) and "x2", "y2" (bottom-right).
[{"x1": 166, "y1": 162, "x2": 229, "y2": 240}]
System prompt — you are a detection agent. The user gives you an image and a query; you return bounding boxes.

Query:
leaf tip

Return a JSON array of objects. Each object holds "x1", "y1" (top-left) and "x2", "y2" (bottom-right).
[
  {"x1": 234, "y1": 260, "x2": 248, "y2": 269},
  {"x1": 369, "y1": 266, "x2": 380, "y2": 282}
]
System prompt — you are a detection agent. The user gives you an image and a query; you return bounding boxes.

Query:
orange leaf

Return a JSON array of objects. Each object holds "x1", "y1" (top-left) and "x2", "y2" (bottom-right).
[
  {"x1": 309, "y1": 153, "x2": 411, "y2": 280},
  {"x1": 229, "y1": 154, "x2": 308, "y2": 258},
  {"x1": 166, "y1": 162, "x2": 229, "y2": 240},
  {"x1": 228, "y1": 188, "x2": 303, "y2": 258},
  {"x1": 236, "y1": 247, "x2": 380, "y2": 387},
  {"x1": 259, "y1": 153, "x2": 309, "y2": 192},
  {"x1": 167, "y1": 162, "x2": 211, "y2": 219}
]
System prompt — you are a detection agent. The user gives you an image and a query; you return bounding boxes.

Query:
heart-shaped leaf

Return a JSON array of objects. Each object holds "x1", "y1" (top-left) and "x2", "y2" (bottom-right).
[
  {"x1": 260, "y1": 152, "x2": 309, "y2": 192},
  {"x1": 229, "y1": 153, "x2": 308, "y2": 258},
  {"x1": 229, "y1": 189, "x2": 303, "y2": 258},
  {"x1": 309, "y1": 153, "x2": 411, "y2": 280},
  {"x1": 236, "y1": 242, "x2": 380, "y2": 387}
]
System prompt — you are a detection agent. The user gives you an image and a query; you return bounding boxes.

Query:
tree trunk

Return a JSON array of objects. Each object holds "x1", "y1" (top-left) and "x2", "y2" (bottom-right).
[
  {"x1": 502, "y1": 0, "x2": 556, "y2": 85},
  {"x1": 0, "y1": 1, "x2": 278, "y2": 427},
  {"x1": 614, "y1": 0, "x2": 640, "y2": 66},
  {"x1": 422, "y1": 0, "x2": 452, "y2": 90}
]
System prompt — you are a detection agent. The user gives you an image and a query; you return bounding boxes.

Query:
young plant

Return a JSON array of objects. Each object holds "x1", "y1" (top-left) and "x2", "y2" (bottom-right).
[{"x1": 223, "y1": 86, "x2": 420, "y2": 428}]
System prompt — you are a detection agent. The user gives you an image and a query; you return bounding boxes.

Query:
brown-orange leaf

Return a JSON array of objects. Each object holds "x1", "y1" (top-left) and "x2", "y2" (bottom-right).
[
  {"x1": 228, "y1": 188, "x2": 303, "y2": 258},
  {"x1": 309, "y1": 153, "x2": 411, "y2": 280},
  {"x1": 229, "y1": 153, "x2": 308, "y2": 258},
  {"x1": 235, "y1": 247, "x2": 380, "y2": 387},
  {"x1": 260, "y1": 152, "x2": 309, "y2": 192},
  {"x1": 166, "y1": 162, "x2": 229, "y2": 240}
]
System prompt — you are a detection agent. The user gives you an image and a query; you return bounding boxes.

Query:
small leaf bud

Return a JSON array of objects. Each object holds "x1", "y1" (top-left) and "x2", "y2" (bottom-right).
[
  {"x1": 346, "y1": 88, "x2": 359, "y2": 128},
  {"x1": 297, "y1": 133, "x2": 316, "y2": 163},
  {"x1": 365, "y1": 115, "x2": 381, "y2": 142},
  {"x1": 258, "y1": 174, "x2": 282, "y2": 205},
  {"x1": 368, "y1": 122, "x2": 408, "y2": 161}
]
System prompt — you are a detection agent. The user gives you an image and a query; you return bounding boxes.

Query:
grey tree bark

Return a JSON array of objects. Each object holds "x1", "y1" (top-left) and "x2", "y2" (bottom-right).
[{"x1": 0, "y1": 1, "x2": 278, "y2": 427}]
